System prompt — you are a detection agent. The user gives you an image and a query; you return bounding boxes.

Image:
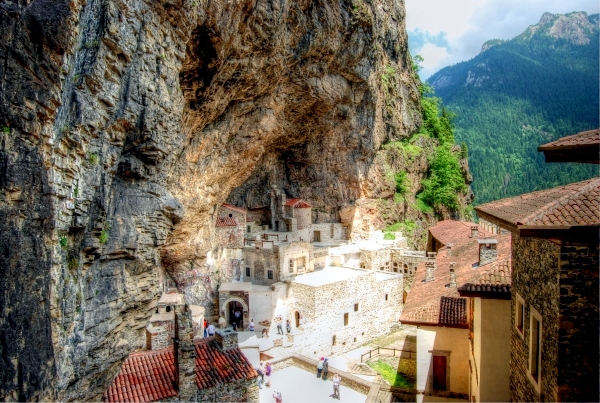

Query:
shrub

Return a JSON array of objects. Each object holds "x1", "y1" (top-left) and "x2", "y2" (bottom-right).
[
  {"x1": 99, "y1": 231, "x2": 109, "y2": 244},
  {"x1": 59, "y1": 235, "x2": 68, "y2": 250},
  {"x1": 383, "y1": 232, "x2": 396, "y2": 240},
  {"x1": 87, "y1": 153, "x2": 99, "y2": 165}
]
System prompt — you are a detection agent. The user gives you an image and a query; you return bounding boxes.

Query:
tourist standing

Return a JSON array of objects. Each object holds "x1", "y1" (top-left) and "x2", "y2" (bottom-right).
[
  {"x1": 322, "y1": 358, "x2": 329, "y2": 381},
  {"x1": 265, "y1": 362, "x2": 272, "y2": 387},
  {"x1": 275, "y1": 316, "x2": 283, "y2": 335},
  {"x1": 218, "y1": 313, "x2": 226, "y2": 329},
  {"x1": 249, "y1": 319, "x2": 255, "y2": 331},
  {"x1": 331, "y1": 374, "x2": 341, "y2": 399},
  {"x1": 207, "y1": 323, "x2": 216, "y2": 337},
  {"x1": 203, "y1": 319, "x2": 208, "y2": 337},
  {"x1": 316, "y1": 357, "x2": 324, "y2": 378},
  {"x1": 256, "y1": 364, "x2": 265, "y2": 389},
  {"x1": 272, "y1": 390, "x2": 282, "y2": 403},
  {"x1": 234, "y1": 309, "x2": 242, "y2": 328},
  {"x1": 286, "y1": 319, "x2": 291, "y2": 334}
]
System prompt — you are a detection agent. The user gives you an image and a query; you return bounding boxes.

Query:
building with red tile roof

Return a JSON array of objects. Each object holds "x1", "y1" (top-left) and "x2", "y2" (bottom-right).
[
  {"x1": 222, "y1": 203, "x2": 248, "y2": 215},
  {"x1": 472, "y1": 130, "x2": 600, "y2": 402},
  {"x1": 216, "y1": 217, "x2": 238, "y2": 227},
  {"x1": 401, "y1": 222, "x2": 512, "y2": 402},
  {"x1": 284, "y1": 198, "x2": 312, "y2": 208},
  {"x1": 104, "y1": 329, "x2": 258, "y2": 403},
  {"x1": 537, "y1": 128, "x2": 599, "y2": 163}
]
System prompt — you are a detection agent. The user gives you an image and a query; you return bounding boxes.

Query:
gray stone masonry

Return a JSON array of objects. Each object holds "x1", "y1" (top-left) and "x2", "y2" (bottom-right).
[
  {"x1": 479, "y1": 243, "x2": 497, "y2": 266},
  {"x1": 557, "y1": 243, "x2": 599, "y2": 402},
  {"x1": 510, "y1": 235, "x2": 560, "y2": 402},
  {"x1": 215, "y1": 328, "x2": 239, "y2": 351},
  {"x1": 176, "y1": 310, "x2": 196, "y2": 402}
]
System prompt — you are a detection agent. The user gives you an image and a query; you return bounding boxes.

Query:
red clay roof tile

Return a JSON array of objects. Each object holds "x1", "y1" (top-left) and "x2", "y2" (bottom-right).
[
  {"x1": 284, "y1": 198, "x2": 312, "y2": 208},
  {"x1": 216, "y1": 217, "x2": 238, "y2": 227},
  {"x1": 538, "y1": 128, "x2": 599, "y2": 150},
  {"x1": 428, "y1": 220, "x2": 493, "y2": 247},
  {"x1": 221, "y1": 203, "x2": 247, "y2": 214}
]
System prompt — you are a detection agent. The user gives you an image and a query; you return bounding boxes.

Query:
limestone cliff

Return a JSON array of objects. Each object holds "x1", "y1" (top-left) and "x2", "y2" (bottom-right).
[{"x1": 0, "y1": 0, "x2": 468, "y2": 400}]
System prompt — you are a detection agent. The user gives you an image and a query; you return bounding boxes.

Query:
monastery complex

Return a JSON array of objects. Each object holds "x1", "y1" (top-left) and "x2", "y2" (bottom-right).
[{"x1": 103, "y1": 130, "x2": 599, "y2": 403}]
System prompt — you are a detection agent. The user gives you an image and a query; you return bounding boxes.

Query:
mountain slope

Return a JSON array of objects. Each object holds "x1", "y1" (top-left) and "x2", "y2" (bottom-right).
[{"x1": 428, "y1": 12, "x2": 599, "y2": 205}]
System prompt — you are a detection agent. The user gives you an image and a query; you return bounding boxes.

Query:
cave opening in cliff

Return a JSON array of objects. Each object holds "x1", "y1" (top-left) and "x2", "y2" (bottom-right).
[{"x1": 179, "y1": 26, "x2": 218, "y2": 110}]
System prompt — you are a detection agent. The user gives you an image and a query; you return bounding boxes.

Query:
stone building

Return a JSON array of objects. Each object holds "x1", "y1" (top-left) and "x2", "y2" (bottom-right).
[
  {"x1": 400, "y1": 220, "x2": 512, "y2": 403},
  {"x1": 215, "y1": 203, "x2": 247, "y2": 249},
  {"x1": 476, "y1": 177, "x2": 599, "y2": 402}
]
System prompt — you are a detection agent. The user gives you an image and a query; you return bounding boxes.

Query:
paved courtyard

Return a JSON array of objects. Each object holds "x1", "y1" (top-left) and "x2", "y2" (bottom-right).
[{"x1": 259, "y1": 365, "x2": 367, "y2": 403}]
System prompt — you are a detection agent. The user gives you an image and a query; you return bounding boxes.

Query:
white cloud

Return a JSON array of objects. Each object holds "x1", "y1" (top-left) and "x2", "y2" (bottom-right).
[
  {"x1": 405, "y1": 0, "x2": 600, "y2": 79},
  {"x1": 419, "y1": 44, "x2": 449, "y2": 70}
]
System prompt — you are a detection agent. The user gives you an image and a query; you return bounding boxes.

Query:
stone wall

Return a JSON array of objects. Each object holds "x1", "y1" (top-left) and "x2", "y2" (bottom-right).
[
  {"x1": 557, "y1": 242, "x2": 599, "y2": 401},
  {"x1": 295, "y1": 208, "x2": 312, "y2": 230},
  {"x1": 278, "y1": 241, "x2": 314, "y2": 278},
  {"x1": 360, "y1": 249, "x2": 392, "y2": 271},
  {"x1": 510, "y1": 235, "x2": 560, "y2": 402},
  {"x1": 310, "y1": 223, "x2": 346, "y2": 242},
  {"x1": 196, "y1": 379, "x2": 257, "y2": 403},
  {"x1": 146, "y1": 325, "x2": 170, "y2": 351},
  {"x1": 288, "y1": 269, "x2": 402, "y2": 359},
  {"x1": 244, "y1": 248, "x2": 278, "y2": 286}
]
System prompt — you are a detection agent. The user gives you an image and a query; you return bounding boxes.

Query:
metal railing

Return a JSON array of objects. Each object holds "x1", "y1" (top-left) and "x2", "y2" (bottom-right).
[{"x1": 360, "y1": 347, "x2": 416, "y2": 362}]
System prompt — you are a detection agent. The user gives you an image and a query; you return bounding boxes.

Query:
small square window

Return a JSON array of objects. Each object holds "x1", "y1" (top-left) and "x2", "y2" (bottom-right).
[
  {"x1": 385, "y1": 294, "x2": 389, "y2": 301},
  {"x1": 229, "y1": 213, "x2": 232, "y2": 217},
  {"x1": 354, "y1": 303, "x2": 359, "y2": 312},
  {"x1": 344, "y1": 313, "x2": 349, "y2": 326},
  {"x1": 267, "y1": 270, "x2": 273, "y2": 280},
  {"x1": 246, "y1": 267, "x2": 250, "y2": 277}
]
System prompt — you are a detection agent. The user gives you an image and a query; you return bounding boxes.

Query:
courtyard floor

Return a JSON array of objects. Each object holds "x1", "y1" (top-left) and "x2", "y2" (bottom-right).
[{"x1": 259, "y1": 365, "x2": 367, "y2": 403}]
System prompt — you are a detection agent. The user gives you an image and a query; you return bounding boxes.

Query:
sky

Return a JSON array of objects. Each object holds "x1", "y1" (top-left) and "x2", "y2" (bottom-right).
[{"x1": 405, "y1": 0, "x2": 600, "y2": 80}]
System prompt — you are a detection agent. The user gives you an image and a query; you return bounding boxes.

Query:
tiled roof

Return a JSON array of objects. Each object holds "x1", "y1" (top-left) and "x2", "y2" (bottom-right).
[
  {"x1": 216, "y1": 217, "x2": 238, "y2": 227},
  {"x1": 439, "y1": 296, "x2": 467, "y2": 326},
  {"x1": 195, "y1": 338, "x2": 258, "y2": 389},
  {"x1": 538, "y1": 129, "x2": 599, "y2": 150},
  {"x1": 104, "y1": 348, "x2": 177, "y2": 403},
  {"x1": 284, "y1": 198, "x2": 312, "y2": 208},
  {"x1": 104, "y1": 339, "x2": 257, "y2": 403},
  {"x1": 428, "y1": 220, "x2": 492, "y2": 247},
  {"x1": 459, "y1": 283, "x2": 511, "y2": 294},
  {"x1": 475, "y1": 178, "x2": 600, "y2": 229},
  {"x1": 400, "y1": 232, "x2": 512, "y2": 326},
  {"x1": 221, "y1": 203, "x2": 247, "y2": 214}
]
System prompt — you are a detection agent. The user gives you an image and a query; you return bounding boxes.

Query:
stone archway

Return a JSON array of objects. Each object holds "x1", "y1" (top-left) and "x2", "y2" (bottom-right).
[{"x1": 221, "y1": 296, "x2": 249, "y2": 329}]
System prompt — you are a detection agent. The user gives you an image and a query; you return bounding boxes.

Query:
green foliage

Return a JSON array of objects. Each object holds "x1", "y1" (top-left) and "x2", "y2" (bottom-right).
[
  {"x1": 411, "y1": 54, "x2": 424, "y2": 78},
  {"x1": 367, "y1": 359, "x2": 415, "y2": 388},
  {"x1": 394, "y1": 171, "x2": 409, "y2": 196},
  {"x1": 382, "y1": 140, "x2": 423, "y2": 162},
  {"x1": 418, "y1": 144, "x2": 467, "y2": 210},
  {"x1": 415, "y1": 195, "x2": 434, "y2": 214},
  {"x1": 99, "y1": 231, "x2": 109, "y2": 245},
  {"x1": 73, "y1": 187, "x2": 79, "y2": 198},
  {"x1": 82, "y1": 39, "x2": 100, "y2": 49},
  {"x1": 381, "y1": 63, "x2": 399, "y2": 114},
  {"x1": 385, "y1": 220, "x2": 416, "y2": 237},
  {"x1": 59, "y1": 235, "x2": 68, "y2": 250},
  {"x1": 383, "y1": 232, "x2": 396, "y2": 240},
  {"x1": 427, "y1": 21, "x2": 599, "y2": 205},
  {"x1": 460, "y1": 142, "x2": 469, "y2": 159},
  {"x1": 87, "y1": 153, "x2": 99, "y2": 165},
  {"x1": 72, "y1": 74, "x2": 80, "y2": 83},
  {"x1": 0, "y1": 125, "x2": 10, "y2": 135}
]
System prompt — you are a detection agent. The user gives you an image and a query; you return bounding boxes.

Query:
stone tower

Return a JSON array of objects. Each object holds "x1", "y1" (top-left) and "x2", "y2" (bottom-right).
[{"x1": 175, "y1": 308, "x2": 196, "y2": 401}]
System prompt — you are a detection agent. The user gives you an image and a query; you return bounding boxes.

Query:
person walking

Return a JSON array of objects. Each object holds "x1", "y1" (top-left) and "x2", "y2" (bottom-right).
[
  {"x1": 316, "y1": 357, "x2": 324, "y2": 378},
  {"x1": 207, "y1": 323, "x2": 216, "y2": 337},
  {"x1": 249, "y1": 319, "x2": 255, "y2": 331},
  {"x1": 331, "y1": 374, "x2": 341, "y2": 400},
  {"x1": 286, "y1": 319, "x2": 291, "y2": 334},
  {"x1": 272, "y1": 390, "x2": 282, "y2": 403},
  {"x1": 256, "y1": 364, "x2": 265, "y2": 389},
  {"x1": 203, "y1": 319, "x2": 208, "y2": 337},
  {"x1": 265, "y1": 362, "x2": 272, "y2": 387},
  {"x1": 322, "y1": 358, "x2": 329, "y2": 381}
]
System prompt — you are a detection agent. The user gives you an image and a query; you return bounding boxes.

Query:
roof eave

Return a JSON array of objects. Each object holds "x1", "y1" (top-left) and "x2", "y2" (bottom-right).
[{"x1": 457, "y1": 290, "x2": 511, "y2": 300}]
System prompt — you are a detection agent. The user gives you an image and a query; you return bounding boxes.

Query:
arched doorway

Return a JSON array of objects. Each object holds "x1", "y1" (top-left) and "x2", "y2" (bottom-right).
[
  {"x1": 295, "y1": 311, "x2": 301, "y2": 328},
  {"x1": 220, "y1": 297, "x2": 249, "y2": 330},
  {"x1": 227, "y1": 300, "x2": 244, "y2": 329}
]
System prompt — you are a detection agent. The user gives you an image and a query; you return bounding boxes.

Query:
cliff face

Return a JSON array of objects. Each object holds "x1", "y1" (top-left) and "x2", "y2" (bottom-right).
[{"x1": 0, "y1": 0, "x2": 434, "y2": 400}]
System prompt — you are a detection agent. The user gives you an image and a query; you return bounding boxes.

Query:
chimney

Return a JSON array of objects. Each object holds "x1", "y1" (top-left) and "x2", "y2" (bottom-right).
[
  {"x1": 448, "y1": 263, "x2": 457, "y2": 288},
  {"x1": 471, "y1": 226, "x2": 479, "y2": 238},
  {"x1": 215, "y1": 328, "x2": 239, "y2": 351},
  {"x1": 446, "y1": 243, "x2": 453, "y2": 257},
  {"x1": 478, "y1": 239, "x2": 498, "y2": 266},
  {"x1": 175, "y1": 308, "x2": 196, "y2": 401},
  {"x1": 425, "y1": 261, "x2": 436, "y2": 282}
]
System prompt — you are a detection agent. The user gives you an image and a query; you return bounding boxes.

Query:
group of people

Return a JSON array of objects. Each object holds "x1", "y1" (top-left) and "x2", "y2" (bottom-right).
[
  {"x1": 274, "y1": 316, "x2": 292, "y2": 335},
  {"x1": 256, "y1": 361, "x2": 273, "y2": 389},
  {"x1": 317, "y1": 357, "x2": 341, "y2": 400}
]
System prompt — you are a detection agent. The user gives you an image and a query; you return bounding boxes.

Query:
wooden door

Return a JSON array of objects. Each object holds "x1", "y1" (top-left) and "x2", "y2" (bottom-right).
[
  {"x1": 314, "y1": 231, "x2": 321, "y2": 242},
  {"x1": 295, "y1": 311, "x2": 300, "y2": 327},
  {"x1": 433, "y1": 355, "x2": 447, "y2": 390}
]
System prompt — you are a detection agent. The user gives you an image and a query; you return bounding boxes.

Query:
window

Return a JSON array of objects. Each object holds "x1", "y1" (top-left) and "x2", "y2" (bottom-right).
[
  {"x1": 267, "y1": 270, "x2": 273, "y2": 280},
  {"x1": 332, "y1": 335, "x2": 337, "y2": 345},
  {"x1": 528, "y1": 307, "x2": 542, "y2": 390},
  {"x1": 354, "y1": 303, "x2": 359, "y2": 312},
  {"x1": 247, "y1": 225, "x2": 251, "y2": 232},
  {"x1": 516, "y1": 293, "x2": 525, "y2": 336},
  {"x1": 343, "y1": 313, "x2": 349, "y2": 326},
  {"x1": 228, "y1": 213, "x2": 232, "y2": 217},
  {"x1": 246, "y1": 267, "x2": 251, "y2": 277},
  {"x1": 289, "y1": 259, "x2": 294, "y2": 273},
  {"x1": 385, "y1": 294, "x2": 389, "y2": 301}
]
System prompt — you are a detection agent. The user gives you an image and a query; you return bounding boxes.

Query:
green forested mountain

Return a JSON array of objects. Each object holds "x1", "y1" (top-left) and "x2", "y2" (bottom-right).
[{"x1": 427, "y1": 12, "x2": 599, "y2": 205}]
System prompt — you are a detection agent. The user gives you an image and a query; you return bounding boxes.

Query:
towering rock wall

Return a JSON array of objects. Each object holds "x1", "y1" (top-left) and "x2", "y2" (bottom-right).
[{"x1": 0, "y1": 0, "x2": 440, "y2": 400}]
